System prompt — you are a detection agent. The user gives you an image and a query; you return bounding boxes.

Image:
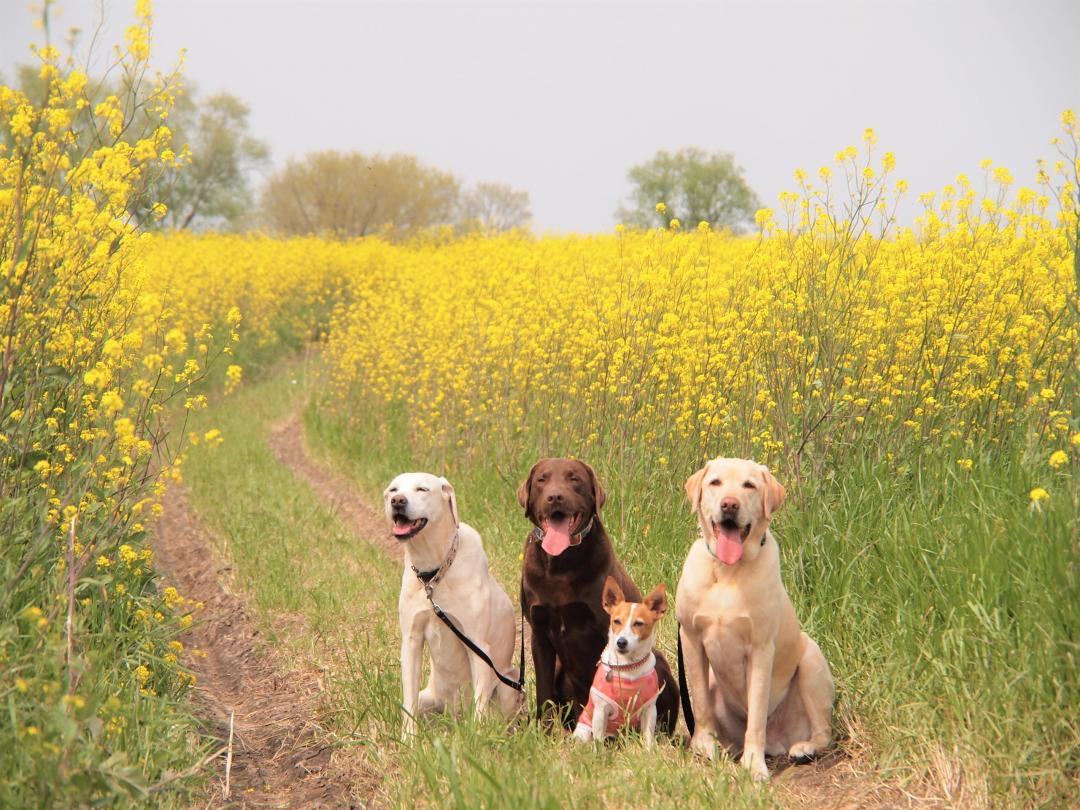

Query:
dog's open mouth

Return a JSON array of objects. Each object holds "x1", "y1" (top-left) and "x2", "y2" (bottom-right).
[
  {"x1": 391, "y1": 514, "x2": 428, "y2": 540},
  {"x1": 539, "y1": 510, "x2": 582, "y2": 557},
  {"x1": 711, "y1": 517, "x2": 751, "y2": 565}
]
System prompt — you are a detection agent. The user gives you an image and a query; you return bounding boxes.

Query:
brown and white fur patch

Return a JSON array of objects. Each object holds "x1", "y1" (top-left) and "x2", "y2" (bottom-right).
[{"x1": 572, "y1": 577, "x2": 667, "y2": 748}]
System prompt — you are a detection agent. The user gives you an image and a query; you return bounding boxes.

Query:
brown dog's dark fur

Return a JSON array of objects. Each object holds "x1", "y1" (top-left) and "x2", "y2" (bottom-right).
[{"x1": 517, "y1": 458, "x2": 679, "y2": 732}]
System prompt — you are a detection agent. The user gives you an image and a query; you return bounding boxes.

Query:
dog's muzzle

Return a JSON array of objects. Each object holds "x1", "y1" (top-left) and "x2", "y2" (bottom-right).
[{"x1": 391, "y1": 510, "x2": 428, "y2": 540}]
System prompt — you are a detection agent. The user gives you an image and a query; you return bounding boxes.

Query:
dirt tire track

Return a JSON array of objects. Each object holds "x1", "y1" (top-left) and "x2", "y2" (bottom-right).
[
  {"x1": 266, "y1": 412, "x2": 538, "y2": 661},
  {"x1": 266, "y1": 414, "x2": 400, "y2": 560},
  {"x1": 153, "y1": 485, "x2": 366, "y2": 808},
  {"x1": 172, "y1": 412, "x2": 924, "y2": 810}
]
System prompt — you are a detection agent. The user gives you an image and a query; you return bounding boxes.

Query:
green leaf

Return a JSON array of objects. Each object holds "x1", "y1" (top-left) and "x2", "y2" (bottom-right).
[
  {"x1": 19, "y1": 450, "x2": 48, "y2": 469},
  {"x1": 42, "y1": 365, "x2": 73, "y2": 384}
]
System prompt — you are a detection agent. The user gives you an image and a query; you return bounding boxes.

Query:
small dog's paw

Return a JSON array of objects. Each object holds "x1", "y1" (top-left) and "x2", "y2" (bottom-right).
[
  {"x1": 741, "y1": 750, "x2": 770, "y2": 782},
  {"x1": 690, "y1": 731, "x2": 717, "y2": 761},
  {"x1": 788, "y1": 740, "x2": 818, "y2": 763},
  {"x1": 571, "y1": 725, "x2": 592, "y2": 744}
]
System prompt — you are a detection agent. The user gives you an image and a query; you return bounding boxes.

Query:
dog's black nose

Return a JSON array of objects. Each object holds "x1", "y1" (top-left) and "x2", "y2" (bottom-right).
[
  {"x1": 616, "y1": 637, "x2": 628, "y2": 651},
  {"x1": 391, "y1": 494, "x2": 407, "y2": 508}
]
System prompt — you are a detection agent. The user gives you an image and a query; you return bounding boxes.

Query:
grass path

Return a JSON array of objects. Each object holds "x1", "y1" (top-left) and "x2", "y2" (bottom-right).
[{"x1": 171, "y1": 356, "x2": 928, "y2": 808}]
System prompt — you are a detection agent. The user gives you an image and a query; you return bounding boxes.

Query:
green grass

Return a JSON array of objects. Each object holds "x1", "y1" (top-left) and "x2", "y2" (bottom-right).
[
  {"x1": 305, "y1": 381, "x2": 1080, "y2": 807},
  {"x1": 174, "y1": 352, "x2": 1080, "y2": 807}
]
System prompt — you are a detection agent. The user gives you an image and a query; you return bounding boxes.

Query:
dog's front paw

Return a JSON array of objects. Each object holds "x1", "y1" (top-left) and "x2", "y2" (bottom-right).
[
  {"x1": 788, "y1": 740, "x2": 818, "y2": 763},
  {"x1": 740, "y1": 749, "x2": 770, "y2": 782},
  {"x1": 572, "y1": 724, "x2": 592, "y2": 744},
  {"x1": 690, "y1": 730, "x2": 717, "y2": 761}
]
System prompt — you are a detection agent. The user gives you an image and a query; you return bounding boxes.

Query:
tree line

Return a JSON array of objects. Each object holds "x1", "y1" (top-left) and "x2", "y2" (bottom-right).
[{"x1": 2, "y1": 67, "x2": 759, "y2": 237}]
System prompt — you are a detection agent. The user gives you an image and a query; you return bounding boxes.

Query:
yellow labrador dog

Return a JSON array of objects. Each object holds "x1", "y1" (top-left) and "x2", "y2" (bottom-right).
[
  {"x1": 675, "y1": 458, "x2": 834, "y2": 781},
  {"x1": 385, "y1": 472, "x2": 521, "y2": 739}
]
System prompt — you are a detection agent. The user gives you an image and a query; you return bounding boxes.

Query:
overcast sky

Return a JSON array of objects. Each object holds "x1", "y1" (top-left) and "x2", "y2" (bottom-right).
[{"x1": 3, "y1": 0, "x2": 1078, "y2": 232}]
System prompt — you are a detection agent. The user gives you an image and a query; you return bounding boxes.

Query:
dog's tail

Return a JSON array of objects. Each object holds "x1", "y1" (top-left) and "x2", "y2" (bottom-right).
[{"x1": 676, "y1": 622, "x2": 695, "y2": 738}]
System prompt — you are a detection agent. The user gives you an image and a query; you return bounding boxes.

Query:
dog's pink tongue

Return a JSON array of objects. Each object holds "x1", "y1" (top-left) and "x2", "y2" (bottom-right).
[
  {"x1": 541, "y1": 519, "x2": 573, "y2": 556},
  {"x1": 392, "y1": 522, "x2": 413, "y2": 537},
  {"x1": 713, "y1": 525, "x2": 744, "y2": 565}
]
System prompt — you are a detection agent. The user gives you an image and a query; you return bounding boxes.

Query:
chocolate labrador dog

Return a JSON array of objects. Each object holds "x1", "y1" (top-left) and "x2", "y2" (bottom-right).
[{"x1": 517, "y1": 457, "x2": 678, "y2": 732}]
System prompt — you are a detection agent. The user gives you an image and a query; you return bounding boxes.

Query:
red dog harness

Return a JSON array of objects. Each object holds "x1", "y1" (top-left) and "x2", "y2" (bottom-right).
[{"x1": 577, "y1": 659, "x2": 662, "y2": 738}]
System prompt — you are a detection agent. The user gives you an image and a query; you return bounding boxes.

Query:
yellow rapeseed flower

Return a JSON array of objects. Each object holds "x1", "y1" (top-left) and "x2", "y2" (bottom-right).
[
  {"x1": 1048, "y1": 450, "x2": 1068, "y2": 469},
  {"x1": 100, "y1": 390, "x2": 124, "y2": 417}
]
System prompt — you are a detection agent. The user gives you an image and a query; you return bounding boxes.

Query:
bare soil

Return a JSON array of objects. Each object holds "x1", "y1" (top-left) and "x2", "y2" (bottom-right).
[{"x1": 152, "y1": 485, "x2": 373, "y2": 808}]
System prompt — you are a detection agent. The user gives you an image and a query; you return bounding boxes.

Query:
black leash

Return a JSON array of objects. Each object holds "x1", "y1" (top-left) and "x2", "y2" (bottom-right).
[
  {"x1": 412, "y1": 529, "x2": 525, "y2": 693},
  {"x1": 676, "y1": 621, "x2": 695, "y2": 737},
  {"x1": 427, "y1": 595, "x2": 526, "y2": 692}
]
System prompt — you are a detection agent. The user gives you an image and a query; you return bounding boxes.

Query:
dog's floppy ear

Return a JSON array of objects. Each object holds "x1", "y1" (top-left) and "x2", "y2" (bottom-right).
[
  {"x1": 439, "y1": 477, "x2": 460, "y2": 528},
  {"x1": 685, "y1": 465, "x2": 707, "y2": 513},
  {"x1": 580, "y1": 460, "x2": 607, "y2": 511},
  {"x1": 644, "y1": 583, "x2": 667, "y2": 619},
  {"x1": 601, "y1": 576, "x2": 624, "y2": 614},
  {"x1": 516, "y1": 460, "x2": 544, "y2": 521},
  {"x1": 758, "y1": 465, "x2": 786, "y2": 520}
]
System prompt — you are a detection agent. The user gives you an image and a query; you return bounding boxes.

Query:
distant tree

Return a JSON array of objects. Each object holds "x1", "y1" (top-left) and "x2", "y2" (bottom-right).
[
  {"x1": 458, "y1": 182, "x2": 531, "y2": 232},
  {"x1": 2, "y1": 66, "x2": 267, "y2": 231},
  {"x1": 260, "y1": 151, "x2": 461, "y2": 239},
  {"x1": 145, "y1": 90, "x2": 269, "y2": 231},
  {"x1": 617, "y1": 147, "x2": 760, "y2": 231}
]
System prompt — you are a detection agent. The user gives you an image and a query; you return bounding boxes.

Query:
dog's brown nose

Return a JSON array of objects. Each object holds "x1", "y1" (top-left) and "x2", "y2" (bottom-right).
[
  {"x1": 720, "y1": 497, "x2": 739, "y2": 514},
  {"x1": 545, "y1": 492, "x2": 563, "y2": 504},
  {"x1": 391, "y1": 494, "x2": 407, "y2": 508}
]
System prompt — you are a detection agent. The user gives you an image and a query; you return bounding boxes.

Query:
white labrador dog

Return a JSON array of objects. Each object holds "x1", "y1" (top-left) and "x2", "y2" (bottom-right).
[
  {"x1": 676, "y1": 458, "x2": 834, "y2": 781},
  {"x1": 385, "y1": 472, "x2": 521, "y2": 739}
]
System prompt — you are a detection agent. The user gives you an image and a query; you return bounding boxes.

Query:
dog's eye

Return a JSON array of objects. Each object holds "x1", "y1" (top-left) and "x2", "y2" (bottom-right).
[
  {"x1": 633, "y1": 621, "x2": 645, "y2": 628},
  {"x1": 416, "y1": 487, "x2": 429, "y2": 493},
  {"x1": 388, "y1": 487, "x2": 397, "y2": 493},
  {"x1": 612, "y1": 619, "x2": 622, "y2": 626},
  {"x1": 708, "y1": 479, "x2": 722, "y2": 487},
  {"x1": 743, "y1": 481, "x2": 756, "y2": 489},
  {"x1": 567, "y1": 473, "x2": 578, "y2": 482},
  {"x1": 536, "y1": 474, "x2": 547, "y2": 483}
]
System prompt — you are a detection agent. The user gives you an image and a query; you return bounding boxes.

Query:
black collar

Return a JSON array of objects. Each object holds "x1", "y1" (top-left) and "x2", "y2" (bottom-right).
[{"x1": 410, "y1": 529, "x2": 460, "y2": 598}]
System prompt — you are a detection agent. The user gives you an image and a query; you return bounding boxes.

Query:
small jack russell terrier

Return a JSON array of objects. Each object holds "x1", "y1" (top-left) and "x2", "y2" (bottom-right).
[{"x1": 572, "y1": 576, "x2": 668, "y2": 747}]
